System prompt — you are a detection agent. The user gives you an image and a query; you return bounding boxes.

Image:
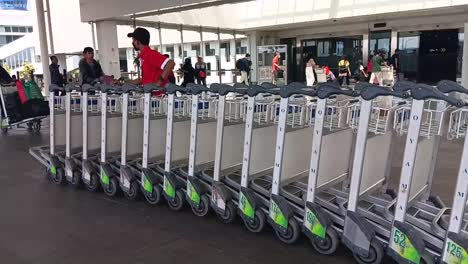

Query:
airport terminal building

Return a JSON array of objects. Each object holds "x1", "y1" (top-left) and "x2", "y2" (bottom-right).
[{"x1": 1, "y1": 0, "x2": 467, "y2": 92}]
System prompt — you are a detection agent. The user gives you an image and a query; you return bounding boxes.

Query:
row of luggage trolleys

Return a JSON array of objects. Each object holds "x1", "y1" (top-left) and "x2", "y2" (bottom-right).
[{"x1": 29, "y1": 80, "x2": 468, "y2": 264}]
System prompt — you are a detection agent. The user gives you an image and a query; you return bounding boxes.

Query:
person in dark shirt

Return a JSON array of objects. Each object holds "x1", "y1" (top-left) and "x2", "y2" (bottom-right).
[
  {"x1": 238, "y1": 54, "x2": 251, "y2": 85},
  {"x1": 49, "y1": 56, "x2": 63, "y2": 87},
  {"x1": 390, "y1": 49, "x2": 401, "y2": 81},
  {"x1": 181, "y1": 58, "x2": 195, "y2": 87},
  {"x1": 79, "y1": 47, "x2": 104, "y2": 85}
]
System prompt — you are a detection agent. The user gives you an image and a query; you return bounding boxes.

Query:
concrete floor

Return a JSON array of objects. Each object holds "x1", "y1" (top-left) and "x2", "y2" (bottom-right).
[{"x1": 0, "y1": 127, "x2": 463, "y2": 264}]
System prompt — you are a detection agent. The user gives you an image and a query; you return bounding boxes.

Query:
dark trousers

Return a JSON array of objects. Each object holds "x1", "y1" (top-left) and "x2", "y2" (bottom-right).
[
  {"x1": 339, "y1": 74, "x2": 350, "y2": 86},
  {"x1": 196, "y1": 77, "x2": 206, "y2": 86}
]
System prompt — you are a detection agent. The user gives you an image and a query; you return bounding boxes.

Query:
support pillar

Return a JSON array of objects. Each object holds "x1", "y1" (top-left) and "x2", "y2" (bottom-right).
[
  {"x1": 391, "y1": 30, "x2": 398, "y2": 56},
  {"x1": 96, "y1": 20, "x2": 120, "y2": 77},
  {"x1": 362, "y1": 33, "x2": 369, "y2": 67},
  {"x1": 35, "y1": 0, "x2": 51, "y2": 93},
  {"x1": 44, "y1": 0, "x2": 54, "y2": 54},
  {"x1": 180, "y1": 25, "x2": 184, "y2": 59},
  {"x1": 158, "y1": 22, "x2": 163, "y2": 53},
  {"x1": 199, "y1": 26, "x2": 204, "y2": 57},
  {"x1": 462, "y1": 24, "x2": 468, "y2": 90},
  {"x1": 247, "y1": 31, "x2": 259, "y2": 83},
  {"x1": 217, "y1": 28, "x2": 222, "y2": 83}
]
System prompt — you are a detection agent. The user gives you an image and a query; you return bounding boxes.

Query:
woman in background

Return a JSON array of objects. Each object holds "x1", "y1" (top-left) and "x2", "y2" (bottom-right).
[
  {"x1": 181, "y1": 58, "x2": 195, "y2": 87},
  {"x1": 305, "y1": 56, "x2": 316, "y2": 86}
]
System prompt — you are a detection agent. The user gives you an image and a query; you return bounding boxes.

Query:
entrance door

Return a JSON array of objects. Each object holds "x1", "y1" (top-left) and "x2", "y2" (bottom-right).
[
  {"x1": 370, "y1": 31, "x2": 391, "y2": 60},
  {"x1": 418, "y1": 29, "x2": 458, "y2": 83},
  {"x1": 280, "y1": 38, "x2": 297, "y2": 83}
]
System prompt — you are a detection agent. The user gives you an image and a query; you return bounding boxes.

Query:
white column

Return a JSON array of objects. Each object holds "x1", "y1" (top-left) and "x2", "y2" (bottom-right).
[
  {"x1": 391, "y1": 30, "x2": 398, "y2": 56},
  {"x1": 247, "y1": 31, "x2": 258, "y2": 83},
  {"x1": 199, "y1": 26, "x2": 204, "y2": 57},
  {"x1": 462, "y1": 24, "x2": 468, "y2": 89},
  {"x1": 35, "y1": 0, "x2": 51, "y2": 93},
  {"x1": 362, "y1": 33, "x2": 369, "y2": 67},
  {"x1": 158, "y1": 22, "x2": 163, "y2": 53},
  {"x1": 44, "y1": 0, "x2": 54, "y2": 54},
  {"x1": 96, "y1": 20, "x2": 120, "y2": 77}
]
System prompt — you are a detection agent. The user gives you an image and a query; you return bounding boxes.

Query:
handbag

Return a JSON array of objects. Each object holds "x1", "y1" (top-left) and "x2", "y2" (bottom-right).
[{"x1": 277, "y1": 69, "x2": 284, "y2": 79}]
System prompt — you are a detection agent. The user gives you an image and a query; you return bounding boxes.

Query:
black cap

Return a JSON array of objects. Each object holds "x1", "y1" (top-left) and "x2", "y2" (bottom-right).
[{"x1": 127, "y1": 27, "x2": 150, "y2": 45}]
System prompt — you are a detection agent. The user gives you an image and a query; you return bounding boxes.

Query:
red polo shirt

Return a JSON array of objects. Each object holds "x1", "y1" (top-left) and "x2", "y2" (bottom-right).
[{"x1": 139, "y1": 46, "x2": 169, "y2": 95}]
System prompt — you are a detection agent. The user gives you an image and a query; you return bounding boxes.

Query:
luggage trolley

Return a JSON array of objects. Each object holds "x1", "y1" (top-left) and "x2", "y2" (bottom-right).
[
  {"x1": 0, "y1": 83, "x2": 46, "y2": 133},
  {"x1": 206, "y1": 83, "x2": 259, "y2": 225},
  {"x1": 266, "y1": 84, "x2": 319, "y2": 244},
  {"x1": 99, "y1": 84, "x2": 124, "y2": 197},
  {"x1": 119, "y1": 84, "x2": 145, "y2": 201},
  {"x1": 33, "y1": 85, "x2": 69, "y2": 184},
  {"x1": 301, "y1": 83, "x2": 358, "y2": 255},
  {"x1": 63, "y1": 84, "x2": 86, "y2": 187},
  {"x1": 81, "y1": 84, "x2": 103, "y2": 192},
  {"x1": 386, "y1": 84, "x2": 466, "y2": 264},
  {"x1": 140, "y1": 84, "x2": 192, "y2": 210},
  {"x1": 180, "y1": 83, "x2": 219, "y2": 217},
  {"x1": 137, "y1": 84, "x2": 169, "y2": 205},
  {"x1": 441, "y1": 81, "x2": 468, "y2": 264},
  {"x1": 341, "y1": 83, "x2": 411, "y2": 264},
  {"x1": 161, "y1": 83, "x2": 192, "y2": 211}
]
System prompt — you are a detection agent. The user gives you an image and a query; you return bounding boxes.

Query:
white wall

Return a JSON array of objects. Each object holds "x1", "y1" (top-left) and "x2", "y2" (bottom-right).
[
  {"x1": 79, "y1": 0, "x2": 247, "y2": 22},
  {"x1": 154, "y1": 0, "x2": 468, "y2": 29}
]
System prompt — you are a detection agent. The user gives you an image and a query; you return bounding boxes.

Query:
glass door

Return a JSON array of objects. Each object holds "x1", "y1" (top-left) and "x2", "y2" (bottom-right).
[{"x1": 370, "y1": 30, "x2": 391, "y2": 60}]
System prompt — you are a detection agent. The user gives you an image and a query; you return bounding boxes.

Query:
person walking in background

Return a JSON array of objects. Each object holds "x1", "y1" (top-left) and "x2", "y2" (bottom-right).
[
  {"x1": 338, "y1": 55, "x2": 351, "y2": 86},
  {"x1": 237, "y1": 53, "x2": 251, "y2": 85},
  {"x1": 369, "y1": 50, "x2": 385, "y2": 86},
  {"x1": 390, "y1": 49, "x2": 401, "y2": 81},
  {"x1": 195, "y1": 56, "x2": 207, "y2": 86},
  {"x1": 164, "y1": 54, "x2": 176, "y2": 84},
  {"x1": 49, "y1": 56, "x2": 63, "y2": 88},
  {"x1": 305, "y1": 56, "x2": 316, "y2": 86},
  {"x1": 357, "y1": 60, "x2": 368, "y2": 83},
  {"x1": 79, "y1": 47, "x2": 104, "y2": 86},
  {"x1": 181, "y1": 58, "x2": 195, "y2": 87},
  {"x1": 127, "y1": 27, "x2": 175, "y2": 96},
  {"x1": 272, "y1": 51, "x2": 281, "y2": 85},
  {"x1": 367, "y1": 55, "x2": 373, "y2": 82}
]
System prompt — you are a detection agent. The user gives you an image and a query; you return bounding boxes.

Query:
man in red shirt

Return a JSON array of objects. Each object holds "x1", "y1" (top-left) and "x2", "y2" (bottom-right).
[
  {"x1": 272, "y1": 51, "x2": 281, "y2": 85},
  {"x1": 127, "y1": 27, "x2": 175, "y2": 95}
]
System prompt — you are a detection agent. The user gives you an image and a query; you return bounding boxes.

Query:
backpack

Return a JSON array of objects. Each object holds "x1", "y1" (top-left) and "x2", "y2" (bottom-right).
[{"x1": 235, "y1": 59, "x2": 242, "y2": 70}]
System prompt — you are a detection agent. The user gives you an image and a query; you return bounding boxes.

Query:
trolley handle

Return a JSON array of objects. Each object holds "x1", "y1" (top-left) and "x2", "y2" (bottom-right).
[
  {"x1": 49, "y1": 84, "x2": 64, "y2": 93},
  {"x1": 212, "y1": 83, "x2": 247, "y2": 96},
  {"x1": 411, "y1": 84, "x2": 465, "y2": 107},
  {"x1": 121, "y1": 83, "x2": 139, "y2": 93},
  {"x1": 437, "y1": 80, "x2": 468, "y2": 95},
  {"x1": 260, "y1": 82, "x2": 278, "y2": 89},
  {"x1": 166, "y1": 83, "x2": 189, "y2": 95},
  {"x1": 316, "y1": 83, "x2": 357, "y2": 99},
  {"x1": 187, "y1": 83, "x2": 212, "y2": 95},
  {"x1": 64, "y1": 83, "x2": 80, "y2": 93},
  {"x1": 99, "y1": 84, "x2": 118, "y2": 93},
  {"x1": 358, "y1": 83, "x2": 409, "y2": 101},
  {"x1": 143, "y1": 83, "x2": 164, "y2": 94},
  {"x1": 279, "y1": 83, "x2": 315, "y2": 98},
  {"x1": 82, "y1": 84, "x2": 98, "y2": 93},
  {"x1": 248, "y1": 85, "x2": 280, "y2": 97},
  {"x1": 393, "y1": 80, "x2": 418, "y2": 92}
]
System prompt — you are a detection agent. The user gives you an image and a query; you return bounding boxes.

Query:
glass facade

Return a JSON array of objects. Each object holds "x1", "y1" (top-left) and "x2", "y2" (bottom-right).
[
  {"x1": 1, "y1": 47, "x2": 34, "y2": 70},
  {"x1": 458, "y1": 32, "x2": 464, "y2": 80},
  {"x1": 398, "y1": 31, "x2": 420, "y2": 81},
  {"x1": 370, "y1": 30, "x2": 391, "y2": 59},
  {"x1": 302, "y1": 36, "x2": 363, "y2": 76}
]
